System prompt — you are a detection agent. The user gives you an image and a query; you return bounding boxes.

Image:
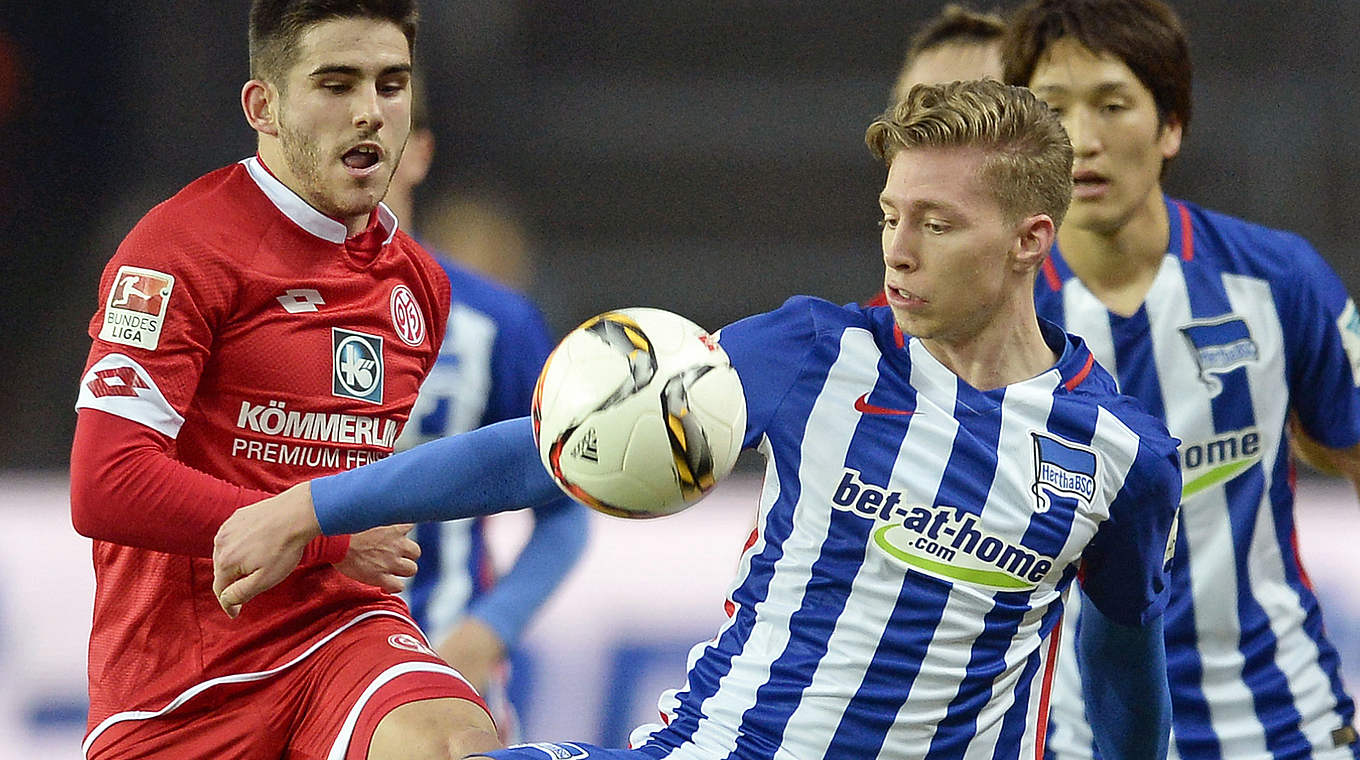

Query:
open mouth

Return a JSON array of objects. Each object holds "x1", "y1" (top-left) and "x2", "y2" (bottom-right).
[{"x1": 343, "y1": 145, "x2": 381, "y2": 171}]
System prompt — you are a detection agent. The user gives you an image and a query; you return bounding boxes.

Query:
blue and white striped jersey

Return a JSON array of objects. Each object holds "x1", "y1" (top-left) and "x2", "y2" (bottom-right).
[
  {"x1": 398, "y1": 257, "x2": 556, "y2": 641},
  {"x1": 1037, "y1": 197, "x2": 1360, "y2": 760},
  {"x1": 631, "y1": 296, "x2": 1179, "y2": 760}
]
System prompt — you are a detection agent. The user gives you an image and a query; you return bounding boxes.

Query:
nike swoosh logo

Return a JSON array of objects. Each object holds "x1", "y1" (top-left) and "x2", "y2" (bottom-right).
[{"x1": 854, "y1": 393, "x2": 916, "y2": 416}]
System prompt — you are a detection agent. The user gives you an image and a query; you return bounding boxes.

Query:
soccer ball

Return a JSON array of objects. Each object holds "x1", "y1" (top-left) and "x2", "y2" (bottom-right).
[{"x1": 532, "y1": 308, "x2": 747, "y2": 518}]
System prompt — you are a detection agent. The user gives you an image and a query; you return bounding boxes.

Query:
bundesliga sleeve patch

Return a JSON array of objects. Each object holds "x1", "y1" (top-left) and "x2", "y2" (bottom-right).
[{"x1": 99, "y1": 266, "x2": 175, "y2": 350}]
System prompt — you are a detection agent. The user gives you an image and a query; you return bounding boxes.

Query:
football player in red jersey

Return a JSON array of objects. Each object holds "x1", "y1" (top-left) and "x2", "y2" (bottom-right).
[{"x1": 68, "y1": 1, "x2": 503, "y2": 758}]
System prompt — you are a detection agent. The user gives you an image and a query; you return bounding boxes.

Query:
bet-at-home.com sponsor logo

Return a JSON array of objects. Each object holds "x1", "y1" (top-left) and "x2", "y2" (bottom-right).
[
  {"x1": 832, "y1": 469, "x2": 1056, "y2": 591},
  {"x1": 1179, "y1": 426, "x2": 1261, "y2": 499}
]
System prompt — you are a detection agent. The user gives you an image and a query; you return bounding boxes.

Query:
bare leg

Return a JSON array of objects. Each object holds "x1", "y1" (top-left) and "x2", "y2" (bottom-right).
[{"x1": 366, "y1": 697, "x2": 501, "y2": 759}]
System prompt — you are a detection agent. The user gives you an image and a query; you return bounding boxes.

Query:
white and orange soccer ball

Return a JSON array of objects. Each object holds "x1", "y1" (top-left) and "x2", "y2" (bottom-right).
[{"x1": 531, "y1": 308, "x2": 747, "y2": 518}]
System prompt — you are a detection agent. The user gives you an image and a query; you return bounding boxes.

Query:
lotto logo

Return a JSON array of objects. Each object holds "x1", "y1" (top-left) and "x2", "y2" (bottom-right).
[
  {"x1": 85, "y1": 367, "x2": 150, "y2": 398},
  {"x1": 332, "y1": 328, "x2": 384, "y2": 405},
  {"x1": 277, "y1": 288, "x2": 325, "y2": 314}
]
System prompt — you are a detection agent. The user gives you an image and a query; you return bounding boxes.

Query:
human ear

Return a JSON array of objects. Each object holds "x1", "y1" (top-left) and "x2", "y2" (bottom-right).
[
  {"x1": 1158, "y1": 114, "x2": 1184, "y2": 162},
  {"x1": 1012, "y1": 214, "x2": 1056, "y2": 272},
  {"x1": 241, "y1": 79, "x2": 279, "y2": 137}
]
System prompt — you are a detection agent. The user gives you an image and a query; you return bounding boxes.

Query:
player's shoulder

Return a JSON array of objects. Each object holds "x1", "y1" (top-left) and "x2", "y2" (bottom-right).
[
  {"x1": 759, "y1": 294, "x2": 880, "y2": 336},
  {"x1": 123, "y1": 162, "x2": 271, "y2": 270},
  {"x1": 1179, "y1": 197, "x2": 1322, "y2": 276},
  {"x1": 1053, "y1": 328, "x2": 1177, "y2": 453}
]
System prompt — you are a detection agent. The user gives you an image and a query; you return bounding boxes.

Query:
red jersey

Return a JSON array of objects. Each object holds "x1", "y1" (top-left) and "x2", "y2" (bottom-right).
[{"x1": 71, "y1": 157, "x2": 451, "y2": 731}]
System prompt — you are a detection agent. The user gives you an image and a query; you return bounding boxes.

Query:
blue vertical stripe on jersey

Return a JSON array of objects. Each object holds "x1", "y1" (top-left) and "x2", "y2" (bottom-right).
[
  {"x1": 921, "y1": 383, "x2": 1010, "y2": 759},
  {"x1": 1182, "y1": 258, "x2": 1312, "y2": 759},
  {"x1": 1108, "y1": 310, "x2": 1165, "y2": 420},
  {"x1": 993, "y1": 602, "x2": 1066, "y2": 760},
  {"x1": 727, "y1": 353, "x2": 919, "y2": 760},
  {"x1": 407, "y1": 521, "x2": 443, "y2": 625},
  {"x1": 925, "y1": 593, "x2": 1034, "y2": 760},
  {"x1": 822, "y1": 576, "x2": 953, "y2": 759}
]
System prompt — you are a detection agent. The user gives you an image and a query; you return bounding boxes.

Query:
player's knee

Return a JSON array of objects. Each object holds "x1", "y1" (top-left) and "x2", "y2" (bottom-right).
[{"x1": 367, "y1": 697, "x2": 500, "y2": 760}]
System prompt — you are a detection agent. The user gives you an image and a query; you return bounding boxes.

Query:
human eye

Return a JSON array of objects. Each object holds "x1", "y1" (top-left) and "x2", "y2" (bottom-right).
[
  {"x1": 379, "y1": 78, "x2": 409, "y2": 96},
  {"x1": 923, "y1": 218, "x2": 950, "y2": 234},
  {"x1": 878, "y1": 215, "x2": 899, "y2": 231},
  {"x1": 320, "y1": 80, "x2": 351, "y2": 94}
]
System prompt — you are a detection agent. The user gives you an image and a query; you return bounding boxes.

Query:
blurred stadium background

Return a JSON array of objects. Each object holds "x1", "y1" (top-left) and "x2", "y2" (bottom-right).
[{"x1": 0, "y1": 2, "x2": 1356, "y2": 757}]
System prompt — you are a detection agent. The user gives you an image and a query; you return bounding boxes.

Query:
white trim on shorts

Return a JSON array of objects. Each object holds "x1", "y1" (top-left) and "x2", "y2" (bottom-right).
[
  {"x1": 325, "y1": 660, "x2": 476, "y2": 760},
  {"x1": 81, "y1": 609, "x2": 430, "y2": 758}
]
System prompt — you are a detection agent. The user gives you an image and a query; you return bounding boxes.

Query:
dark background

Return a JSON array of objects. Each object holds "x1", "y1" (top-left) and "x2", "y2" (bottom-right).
[{"x1": 2, "y1": 1, "x2": 1357, "y2": 470}]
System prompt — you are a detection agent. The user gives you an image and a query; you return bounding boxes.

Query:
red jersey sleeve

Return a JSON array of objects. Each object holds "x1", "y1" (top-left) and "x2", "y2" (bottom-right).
[{"x1": 71, "y1": 198, "x2": 349, "y2": 564}]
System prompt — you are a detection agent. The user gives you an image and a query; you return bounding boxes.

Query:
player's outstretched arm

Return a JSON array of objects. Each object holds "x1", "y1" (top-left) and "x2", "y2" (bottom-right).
[
  {"x1": 1078, "y1": 590, "x2": 1171, "y2": 760},
  {"x1": 213, "y1": 416, "x2": 566, "y2": 615}
]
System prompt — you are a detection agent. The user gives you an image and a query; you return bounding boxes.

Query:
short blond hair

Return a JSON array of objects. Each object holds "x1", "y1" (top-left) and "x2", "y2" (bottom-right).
[{"x1": 866, "y1": 79, "x2": 1073, "y2": 228}]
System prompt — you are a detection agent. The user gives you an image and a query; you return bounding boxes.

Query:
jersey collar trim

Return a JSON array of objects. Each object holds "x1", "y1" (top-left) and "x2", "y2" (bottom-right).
[{"x1": 239, "y1": 156, "x2": 398, "y2": 245}]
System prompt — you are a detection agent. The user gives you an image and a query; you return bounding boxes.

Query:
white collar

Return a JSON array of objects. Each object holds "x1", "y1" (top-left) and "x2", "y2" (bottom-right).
[{"x1": 240, "y1": 156, "x2": 398, "y2": 245}]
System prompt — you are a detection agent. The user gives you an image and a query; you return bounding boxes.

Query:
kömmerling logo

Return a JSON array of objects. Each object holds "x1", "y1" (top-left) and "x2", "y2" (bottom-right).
[{"x1": 332, "y1": 328, "x2": 384, "y2": 405}]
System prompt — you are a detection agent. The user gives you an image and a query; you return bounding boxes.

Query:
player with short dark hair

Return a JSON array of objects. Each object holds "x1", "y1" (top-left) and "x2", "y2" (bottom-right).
[
  {"x1": 212, "y1": 79, "x2": 1182, "y2": 760},
  {"x1": 890, "y1": 4, "x2": 1007, "y2": 104},
  {"x1": 1003, "y1": 1, "x2": 1360, "y2": 757},
  {"x1": 69, "y1": 1, "x2": 502, "y2": 757}
]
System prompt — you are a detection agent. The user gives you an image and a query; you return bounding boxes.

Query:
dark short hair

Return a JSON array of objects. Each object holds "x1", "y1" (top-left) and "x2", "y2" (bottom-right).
[
  {"x1": 249, "y1": 0, "x2": 419, "y2": 84},
  {"x1": 1002, "y1": 0, "x2": 1192, "y2": 133},
  {"x1": 906, "y1": 3, "x2": 1006, "y2": 60}
]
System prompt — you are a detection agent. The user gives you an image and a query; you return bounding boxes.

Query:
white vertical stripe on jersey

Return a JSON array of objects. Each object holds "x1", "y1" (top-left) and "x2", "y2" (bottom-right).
[
  {"x1": 1225, "y1": 272, "x2": 1346, "y2": 754},
  {"x1": 652, "y1": 436, "x2": 783, "y2": 738},
  {"x1": 419, "y1": 518, "x2": 475, "y2": 640},
  {"x1": 957, "y1": 370, "x2": 1064, "y2": 760},
  {"x1": 1061, "y1": 282, "x2": 1118, "y2": 380},
  {"x1": 1150, "y1": 259, "x2": 1268, "y2": 756},
  {"x1": 668, "y1": 328, "x2": 882, "y2": 759},
  {"x1": 787, "y1": 336, "x2": 964, "y2": 758}
]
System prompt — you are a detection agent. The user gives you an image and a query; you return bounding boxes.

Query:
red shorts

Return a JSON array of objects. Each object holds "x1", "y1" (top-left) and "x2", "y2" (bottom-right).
[{"x1": 84, "y1": 611, "x2": 491, "y2": 760}]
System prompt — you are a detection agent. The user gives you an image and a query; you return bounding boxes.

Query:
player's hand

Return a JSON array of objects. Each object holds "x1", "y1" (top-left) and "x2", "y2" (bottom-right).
[
  {"x1": 436, "y1": 617, "x2": 507, "y2": 695},
  {"x1": 333, "y1": 523, "x2": 420, "y2": 594},
  {"x1": 212, "y1": 482, "x2": 321, "y2": 618}
]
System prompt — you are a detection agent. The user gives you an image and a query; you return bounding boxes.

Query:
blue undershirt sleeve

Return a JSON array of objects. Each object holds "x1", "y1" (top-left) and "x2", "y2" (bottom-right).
[
  {"x1": 311, "y1": 416, "x2": 564, "y2": 535},
  {"x1": 1078, "y1": 588, "x2": 1171, "y2": 760},
  {"x1": 466, "y1": 496, "x2": 590, "y2": 649}
]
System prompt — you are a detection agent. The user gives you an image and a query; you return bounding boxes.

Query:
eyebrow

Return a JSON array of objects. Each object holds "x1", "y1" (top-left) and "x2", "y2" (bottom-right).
[
  {"x1": 878, "y1": 195, "x2": 956, "y2": 215},
  {"x1": 309, "y1": 63, "x2": 412, "y2": 78},
  {"x1": 1033, "y1": 81, "x2": 1133, "y2": 98}
]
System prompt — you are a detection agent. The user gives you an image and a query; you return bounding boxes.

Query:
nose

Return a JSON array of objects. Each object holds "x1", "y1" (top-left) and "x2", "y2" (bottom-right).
[
  {"x1": 1063, "y1": 106, "x2": 1100, "y2": 157},
  {"x1": 883, "y1": 225, "x2": 918, "y2": 273},
  {"x1": 353, "y1": 87, "x2": 385, "y2": 132}
]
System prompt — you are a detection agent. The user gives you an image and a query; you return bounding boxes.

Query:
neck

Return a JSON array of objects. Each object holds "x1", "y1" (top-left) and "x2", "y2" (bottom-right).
[
  {"x1": 1056, "y1": 191, "x2": 1170, "y2": 315},
  {"x1": 917, "y1": 296, "x2": 1057, "y2": 391},
  {"x1": 256, "y1": 144, "x2": 372, "y2": 237},
  {"x1": 382, "y1": 186, "x2": 413, "y2": 231}
]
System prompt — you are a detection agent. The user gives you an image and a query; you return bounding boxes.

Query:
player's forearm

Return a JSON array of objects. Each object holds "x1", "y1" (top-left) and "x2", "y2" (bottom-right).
[
  {"x1": 311, "y1": 416, "x2": 566, "y2": 535},
  {"x1": 70, "y1": 408, "x2": 270, "y2": 557},
  {"x1": 468, "y1": 495, "x2": 590, "y2": 649},
  {"x1": 1078, "y1": 597, "x2": 1171, "y2": 759}
]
